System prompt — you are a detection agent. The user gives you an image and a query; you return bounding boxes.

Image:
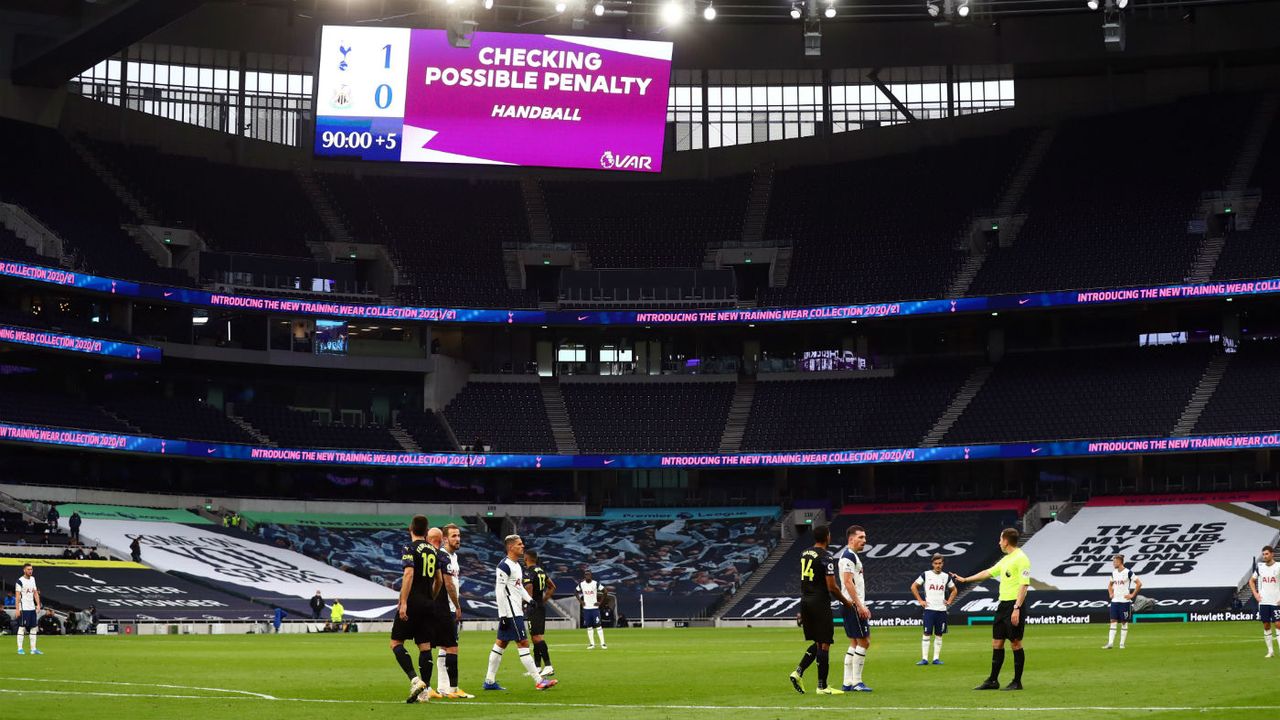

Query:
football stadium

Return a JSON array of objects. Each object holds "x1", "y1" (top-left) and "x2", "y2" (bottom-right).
[{"x1": 2, "y1": 0, "x2": 1280, "y2": 717}]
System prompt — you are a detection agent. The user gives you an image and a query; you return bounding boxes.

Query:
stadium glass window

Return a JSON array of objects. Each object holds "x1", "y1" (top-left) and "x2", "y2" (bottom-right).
[
  {"x1": 830, "y1": 64, "x2": 1013, "y2": 133},
  {"x1": 557, "y1": 343, "x2": 587, "y2": 363},
  {"x1": 706, "y1": 69, "x2": 823, "y2": 149},
  {"x1": 667, "y1": 69, "x2": 704, "y2": 152},
  {"x1": 71, "y1": 44, "x2": 314, "y2": 147}
]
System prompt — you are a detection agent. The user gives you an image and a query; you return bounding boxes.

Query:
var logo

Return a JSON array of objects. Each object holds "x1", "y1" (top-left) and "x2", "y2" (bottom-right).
[{"x1": 600, "y1": 151, "x2": 653, "y2": 171}]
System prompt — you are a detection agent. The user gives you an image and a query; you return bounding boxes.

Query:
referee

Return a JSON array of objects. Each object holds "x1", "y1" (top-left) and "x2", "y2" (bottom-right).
[{"x1": 952, "y1": 528, "x2": 1030, "y2": 691}]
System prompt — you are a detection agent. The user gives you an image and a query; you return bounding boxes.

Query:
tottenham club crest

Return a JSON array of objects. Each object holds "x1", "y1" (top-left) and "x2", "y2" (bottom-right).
[{"x1": 338, "y1": 43, "x2": 352, "y2": 72}]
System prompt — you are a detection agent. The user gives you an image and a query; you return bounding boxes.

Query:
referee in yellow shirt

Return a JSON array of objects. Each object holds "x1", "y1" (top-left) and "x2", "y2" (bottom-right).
[{"x1": 952, "y1": 528, "x2": 1030, "y2": 691}]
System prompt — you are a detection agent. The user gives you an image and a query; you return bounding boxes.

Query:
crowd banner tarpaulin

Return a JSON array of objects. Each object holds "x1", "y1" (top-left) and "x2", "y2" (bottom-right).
[
  {"x1": 8, "y1": 419, "x2": 1280, "y2": 470},
  {"x1": 0, "y1": 324, "x2": 160, "y2": 362},
  {"x1": 1085, "y1": 491, "x2": 1280, "y2": 507},
  {"x1": 0, "y1": 558, "x2": 273, "y2": 620},
  {"x1": 74, "y1": 519, "x2": 398, "y2": 618},
  {"x1": 1023, "y1": 503, "x2": 1280, "y2": 590},
  {"x1": 840, "y1": 499, "x2": 1029, "y2": 516},
  {"x1": 237, "y1": 511, "x2": 465, "y2": 530},
  {"x1": 598, "y1": 507, "x2": 781, "y2": 520},
  {"x1": 9, "y1": 258, "x2": 1280, "y2": 327},
  {"x1": 55, "y1": 503, "x2": 212, "y2": 524}
]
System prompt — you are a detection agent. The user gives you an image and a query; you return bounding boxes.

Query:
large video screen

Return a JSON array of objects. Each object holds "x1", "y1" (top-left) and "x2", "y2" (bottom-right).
[{"x1": 313, "y1": 26, "x2": 672, "y2": 172}]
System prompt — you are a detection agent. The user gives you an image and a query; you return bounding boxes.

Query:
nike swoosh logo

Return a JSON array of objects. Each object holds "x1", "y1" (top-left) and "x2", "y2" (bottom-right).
[
  {"x1": 1030, "y1": 448, "x2": 1041, "y2": 454},
  {"x1": 578, "y1": 315, "x2": 589, "y2": 321},
  {"x1": 163, "y1": 292, "x2": 173, "y2": 298},
  {"x1": 207, "y1": 448, "x2": 216, "y2": 454},
  {"x1": 603, "y1": 460, "x2": 614, "y2": 465},
  {"x1": 1018, "y1": 299, "x2": 1030, "y2": 305}
]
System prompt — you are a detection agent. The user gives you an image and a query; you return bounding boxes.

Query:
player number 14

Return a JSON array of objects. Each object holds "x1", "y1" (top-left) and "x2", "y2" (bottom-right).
[{"x1": 801, "y1": 557, "x2": 814, "y2": 581}]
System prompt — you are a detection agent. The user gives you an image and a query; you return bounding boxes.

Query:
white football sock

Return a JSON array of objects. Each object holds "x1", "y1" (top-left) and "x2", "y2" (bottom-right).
[
  {"x1": 16, "y1": 628, "x2": 24, "y2": 650},
  {"x1": 1107, "y1": 624, "x2": 1117, "y2": 646},
  {"x1": 852, "y1": 647, "x2": 867, "y2": 685},
  {"x1": 1119, "y1": 624, "x2": 1129, "y2": 646},
  {"x1": 436, "y1": 648, "x2": 449, "y2": 692},
  {"x1": 844, "y1": 649, "x2": 856, "y2": 687},
  {"x1": 921, "y1": 636, "x2": 930, "y2": 661},
  {"x1": 587, "y1": 629, "x2": 595, "y2": 646},
  {"x1": 933, "y1": 636, "x2": 943, "y2": 661},
  {"x1": 1267, "y1": 630, "x2": 1276, "y2": 653},
  {"x1": 28, "y1": 628, "x2": 36, "y2": 650},
  {"x1": 485, "y1": 644, "x2": 504, "y2": 683},
  {"x1": 596, "y1": 627, "x2": 606, "y2": 645},
  {"x1": 518, "y1": 647, "x2": 540, "y2": 682}
]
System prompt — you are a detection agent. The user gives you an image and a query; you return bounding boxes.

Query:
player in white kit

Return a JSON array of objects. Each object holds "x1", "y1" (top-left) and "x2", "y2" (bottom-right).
[
  {"x1": 911, "y1": 554, "x2": 958, "y2": 665},
  {"x1": 14, "y1": 563, "x2": 43, "y2": 655},
  {"x1": 482, "y1": 535, "x2": 557, "y2": 691},
  {"x1": 576, "y1": 571, "x2": 606, "y2": 649},
  {"x1": 838, "y1": 525, "x2": 872, "y2": 692},
  {"x1": 1249, "y1": 545, "x2": 1280, "y2": 657},
  {"x1": 432, "y1": 524, "x2": 473, "y2": 699},
  {"x1": 1102, "y1": 554, "x2": 1142, "y2": 649}
]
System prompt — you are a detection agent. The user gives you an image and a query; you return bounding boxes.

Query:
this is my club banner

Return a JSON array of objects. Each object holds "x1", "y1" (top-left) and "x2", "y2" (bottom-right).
[{"x1": 1023, "y1": 503, "x2": 1280, "y2": 589}]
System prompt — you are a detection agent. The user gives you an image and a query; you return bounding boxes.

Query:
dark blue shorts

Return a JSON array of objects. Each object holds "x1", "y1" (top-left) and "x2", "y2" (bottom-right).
[
  {"x1": 497, "y1": 616, "x2": 527, "y2": 643},
  {"x1": 1260, "y1": 604, "x2": 1277, "y2": 624},
  {"x1": 1109, "y1": 602, "x2": 1132, "y2": 623},
  {"x1": 582, "y1": 608, "x2": 601, "y2": 628},
  {"x1": 19, "y1": 610, "x2": 37, "y2": 630},
  {"x1": 922, "y1": 609, "x2": 948, "y2": 636},
  {"x1": 841, "y1": 607, "x2": 871, "y2": 639}
]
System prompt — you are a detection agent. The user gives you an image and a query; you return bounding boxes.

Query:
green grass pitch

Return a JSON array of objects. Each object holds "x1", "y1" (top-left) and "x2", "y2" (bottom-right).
[{"x1": 1, "y1": 622, "x2": 1273, "y2": 719}]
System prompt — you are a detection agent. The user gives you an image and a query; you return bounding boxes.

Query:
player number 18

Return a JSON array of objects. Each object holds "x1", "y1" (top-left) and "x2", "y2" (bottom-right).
[{"x1": 422, "y1": 552, "x2": 436, "y2": 577}]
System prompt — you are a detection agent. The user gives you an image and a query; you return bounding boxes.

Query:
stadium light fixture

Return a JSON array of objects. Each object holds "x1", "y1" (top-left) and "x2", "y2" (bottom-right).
[
  {"x1": 554, "y1": 0, "x2": 567, "y2": 12},
  {"x1": 593, "y1": 1, "x2": 605, "y2": 15},
  {"x1": 790, "y1": 2, "x2": 802, "y2": 19},
  {"x1": 824, "y1": 6, "x2": 836, "y2": 18},
  {"x1": 661, "y1": 0, "x2": 685, "y2": 23},
  {"x1": 704, "y1": 1, "x2": 716, "y2": 20},
  {"x1": 1086, "y1": 0, "x2": 1099, "y2": 8},
  {"x1": 957, "y1": 0, "x2": 969, "y2": 17},
  {"x1": 926, "y1": 0, "x2": 940, "y2": 17},
  {"x1": 484, "y1": 0, "x2": 494, "y2": 7},
  {"x1": 1116, "y1": 0, "x2": 1128, "y2": 7}
]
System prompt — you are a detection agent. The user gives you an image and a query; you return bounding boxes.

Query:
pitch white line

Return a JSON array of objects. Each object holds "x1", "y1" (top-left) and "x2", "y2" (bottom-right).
[
  {"x1": 0, "y1": 687, "x2": 1276, "y2": 713},
  {"x1": 0, "y1": 676, "x2": 276, "y2": 699}
]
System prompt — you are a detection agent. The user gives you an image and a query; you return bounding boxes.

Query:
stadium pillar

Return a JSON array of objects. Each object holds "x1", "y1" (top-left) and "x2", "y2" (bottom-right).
[
  {"x1": 1223, "y1": 312, "x2": 1240, "y2": 343},
  {"x1": 986, "y1": 328, "x2": 1004, "y2": 363},
  {"x1": 1128, "y1": 455, "x2": 1143, "y2": 486}
]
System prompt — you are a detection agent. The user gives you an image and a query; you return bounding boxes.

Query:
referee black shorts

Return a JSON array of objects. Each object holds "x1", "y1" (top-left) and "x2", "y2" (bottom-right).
[
  {"x1": 799, "y1": 599, "x2": 835, "y2": 645},
  {"x1": 992, "y1": 600, "x2": 1026, "y2": 642},
  {"x1": 526, "y1": 604, "x2": 547, "y2": 636}
]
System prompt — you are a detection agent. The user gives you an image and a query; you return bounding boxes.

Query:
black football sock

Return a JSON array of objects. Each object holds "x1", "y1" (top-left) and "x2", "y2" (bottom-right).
[
  {"x1": 538, "y1": 640, "x2": 552, "y2": 666},
  {"x1": 989, "y1": 648, "x2": 1006, "y2": 681},
  {"x1": 392, "y1": 645, "x2": 416, "y2": 680},
  {"x1": 419, "y1": 651, "x2": 433, "y2": 686},
  {"x1": 446, "y1": 653, "x2": 459, "y2": 687},
  {"x1": 796, "y1": 643, "x2": 818, "y2": 675},
  {"x1": 816, "y1": 648, "x2": 830, "y2": 689},
  {"x1": 1013, "y1": 649, "x2": 1025, "y2": 683}
]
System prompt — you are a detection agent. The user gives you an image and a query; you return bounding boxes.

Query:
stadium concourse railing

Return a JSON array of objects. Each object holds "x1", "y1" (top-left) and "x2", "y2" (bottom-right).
[
  {"x1": 5, "y1": 258, "x2": 1280, "y2": 328},
  {"x1": 3, "y1": 417, "x2": 1280, "y2": 470}
]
